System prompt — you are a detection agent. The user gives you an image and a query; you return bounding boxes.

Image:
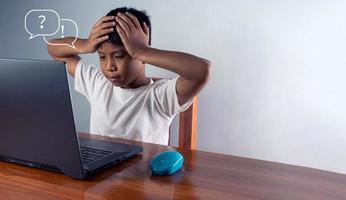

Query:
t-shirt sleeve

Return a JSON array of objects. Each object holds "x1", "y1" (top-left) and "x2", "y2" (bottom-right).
[
  {"x1": 154, "y1": 77, "x2": 193, "y2": 118},
  {"x1": 74, "y1": 59, "x2": 103, "y2": 102}
]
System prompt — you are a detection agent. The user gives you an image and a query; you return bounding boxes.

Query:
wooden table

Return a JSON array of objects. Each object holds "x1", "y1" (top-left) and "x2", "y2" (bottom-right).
[{"x1": 0, "y1": 132, "x2": 345, "y2": 199}]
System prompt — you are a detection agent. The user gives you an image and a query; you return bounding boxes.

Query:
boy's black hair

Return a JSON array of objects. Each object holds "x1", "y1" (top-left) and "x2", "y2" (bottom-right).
[{"x1": 106, "y1": 7, "x2": 151, "y2": 46}]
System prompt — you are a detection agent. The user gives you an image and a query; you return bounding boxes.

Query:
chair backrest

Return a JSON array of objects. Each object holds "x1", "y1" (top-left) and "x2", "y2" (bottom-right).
[
  {"x1": 151, "y1": 77, "x2": 198, "y2": 150},
  {"x1": 177, "y1": 96, "x2": 198, "y2": 150}
]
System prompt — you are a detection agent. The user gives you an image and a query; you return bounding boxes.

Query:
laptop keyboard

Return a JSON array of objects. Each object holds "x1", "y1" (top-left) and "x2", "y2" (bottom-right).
[{"x1": 80, "y1": 146, "x2": 112, "y2": 164}]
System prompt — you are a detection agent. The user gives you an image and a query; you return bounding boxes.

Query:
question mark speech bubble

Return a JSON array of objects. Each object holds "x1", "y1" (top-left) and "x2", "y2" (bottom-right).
[
  {"x1": 25, "y1": 9, "x2": 60, "y2": 39},
  {"x1": 43, "y1": 19, "x2": 79, "y2": 49}
]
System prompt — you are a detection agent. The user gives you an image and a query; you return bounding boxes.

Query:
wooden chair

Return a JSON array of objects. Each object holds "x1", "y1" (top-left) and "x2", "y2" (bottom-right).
[
  {"x1": 177, "y1": 96, "x2": 198, "y2": 150},
  {"x1": 151, "y1": 77, "x2": 198, "y2": 150}
]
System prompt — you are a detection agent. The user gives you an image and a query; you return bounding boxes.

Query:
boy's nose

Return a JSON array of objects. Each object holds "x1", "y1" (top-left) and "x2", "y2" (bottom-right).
[
  {"x1": 106, "y1": 62, "x2": 118, "y2": 72},
  {"x1": 108, "y1": 65, "x2": 117, "y2": 71}
]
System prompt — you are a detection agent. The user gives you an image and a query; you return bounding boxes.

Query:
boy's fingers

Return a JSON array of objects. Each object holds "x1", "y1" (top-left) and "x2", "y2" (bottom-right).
[
  {"x1": 90, "y1": 26, "x2": 113, "y2": 40},
  {"x1": 117, "y1": 13, "x2": 135, "y2": 30},
  {"x1": 143, "y1": 22, "x2": 150, "y2": 36},
  {"x1": 125, "y1": 12, "x2": 141, "y2": 29},
  {"x1": 97, "y1": 35, "x2": 109, "y2": 43},
  {"x1": 95, "y1": 21, "x2": 116, "y2": 32},
  {"x1": 94, "y1": 16, "x2": 115, "y2": 28},
  {"x1": 116, "y1": 25, "x2": 128, "y2": 43},
  {"x1": 97, "y1": 16, "x2": 115, "y2": 25},
  {"x1": 91, "y1": 21, "x2": 115, "y2": 39},
  {"x1": 115, "y1": 17, "x2": 130, "y2": 37},
  {"x1": 94, "y1": 28, "x2": 114, "y2": 38}
]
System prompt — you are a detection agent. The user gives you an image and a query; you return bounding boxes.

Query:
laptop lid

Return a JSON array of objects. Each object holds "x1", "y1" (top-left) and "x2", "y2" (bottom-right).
[{"x1": 0, "y1": 58, "x2": 85, "y2": 179}]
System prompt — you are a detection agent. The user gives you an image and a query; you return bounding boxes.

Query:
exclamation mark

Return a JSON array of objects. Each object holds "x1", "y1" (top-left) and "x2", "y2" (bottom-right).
[{"x1": 61, "y1": 25, "x2": 64, "y2": 38}]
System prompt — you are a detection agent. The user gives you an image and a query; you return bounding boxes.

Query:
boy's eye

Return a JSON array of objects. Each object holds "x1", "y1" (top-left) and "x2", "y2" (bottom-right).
[
  {"x1": 114, "y1": 55, "x2": 125, "y2": 59},
  {"x1": 99, "y1": 56, "x2": 105, "y2": 60}
]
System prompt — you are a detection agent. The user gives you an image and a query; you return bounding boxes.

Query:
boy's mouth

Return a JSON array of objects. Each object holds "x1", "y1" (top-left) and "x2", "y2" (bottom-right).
[{"x1": 108, "y1": 75, "x2": 122, "y2": 83}]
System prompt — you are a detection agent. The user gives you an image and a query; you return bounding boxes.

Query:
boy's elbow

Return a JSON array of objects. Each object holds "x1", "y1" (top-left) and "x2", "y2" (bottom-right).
[
  {"x1": 47, "y1": 41, "x2": 60, "y2": 61},
  {"x1": 199, "y1": 59, "x2": 212, "y2": 83},
  {"x1": 47, "y1": 42, "x2": 55, "y2": 59}
]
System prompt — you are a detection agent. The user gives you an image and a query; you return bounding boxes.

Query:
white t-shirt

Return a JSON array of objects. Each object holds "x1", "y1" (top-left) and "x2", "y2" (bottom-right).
[{"x1": 74, "y1": 60, "x2": 192, "y2": 145}]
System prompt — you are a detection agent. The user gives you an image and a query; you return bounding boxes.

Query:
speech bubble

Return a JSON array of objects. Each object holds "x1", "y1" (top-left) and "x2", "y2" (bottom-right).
[
  {"x1": 25, "y1": 9, "x2": 60, "y2": 39},
  {"x1": 43, "y1": 19, "x2": 79, "y2": 49}
]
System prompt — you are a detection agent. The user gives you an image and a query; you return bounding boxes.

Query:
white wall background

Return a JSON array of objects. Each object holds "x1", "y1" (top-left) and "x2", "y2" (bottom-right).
[{"x1": 1, "y1": 0, "x2": 346, "y2": 174}]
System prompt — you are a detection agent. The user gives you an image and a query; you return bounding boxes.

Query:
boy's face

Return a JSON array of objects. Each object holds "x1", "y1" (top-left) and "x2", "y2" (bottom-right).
[{"x1": 97, "y1": 41, "x2": 145, "y2": 88}]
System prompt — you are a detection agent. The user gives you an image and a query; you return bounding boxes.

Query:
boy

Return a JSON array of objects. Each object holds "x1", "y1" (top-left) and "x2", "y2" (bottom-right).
[{"x1": 47, "y1": 7, "x2": 211, "y2": 145}]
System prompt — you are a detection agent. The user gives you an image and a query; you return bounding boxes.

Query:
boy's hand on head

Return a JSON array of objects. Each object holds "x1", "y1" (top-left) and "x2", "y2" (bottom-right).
[
  {"x1": 84, "y1": 16, "x2": 116, "y2": 53},
  {"x1": 115, "y1": 12, "x2": 150, "y2": 58}
]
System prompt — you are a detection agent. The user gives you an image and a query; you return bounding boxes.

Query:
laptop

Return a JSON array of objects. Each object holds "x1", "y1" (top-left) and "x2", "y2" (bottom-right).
[{"x1": 0, "y1": 58, "x2": 143, "y2": 179}]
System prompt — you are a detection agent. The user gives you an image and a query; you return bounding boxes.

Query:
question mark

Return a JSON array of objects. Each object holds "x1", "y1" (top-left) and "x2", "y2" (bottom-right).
[{"x1": 38, "y1": 15, "x2": 46, "y2": 29}]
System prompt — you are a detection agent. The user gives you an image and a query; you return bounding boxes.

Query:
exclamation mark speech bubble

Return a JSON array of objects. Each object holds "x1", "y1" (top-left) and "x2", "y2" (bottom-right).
[{"x1": 43, "y1": 19, "x2": 78, "y2": 49}]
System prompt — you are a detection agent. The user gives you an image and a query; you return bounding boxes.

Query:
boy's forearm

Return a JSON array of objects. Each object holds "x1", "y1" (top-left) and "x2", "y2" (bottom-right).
[
  {"x1": 47, "y1": 38, "x2": 88, "y2": 60},
  {"x1": 136, "y1": 47, "x2": 211, "y2": 81}
]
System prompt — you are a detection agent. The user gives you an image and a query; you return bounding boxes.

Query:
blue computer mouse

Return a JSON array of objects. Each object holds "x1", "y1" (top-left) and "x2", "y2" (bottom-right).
[{"x1": 150, "y1": 151, "x2": 184, "y2": 175}]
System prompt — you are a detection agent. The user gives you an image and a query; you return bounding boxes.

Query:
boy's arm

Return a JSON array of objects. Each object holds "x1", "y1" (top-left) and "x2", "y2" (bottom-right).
[
  {"x1": 137, "y1": 48, "x2": 211, "y2": 106},
  {"x1": 47, "y1": 16, "x2": 116, "y2": 77},
  {"x1": 116, "y1": 12, "x2": 211, "y2": 106},
  {"x1": 47, "y1": 38, "x2": 83, "y2": 76}
]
